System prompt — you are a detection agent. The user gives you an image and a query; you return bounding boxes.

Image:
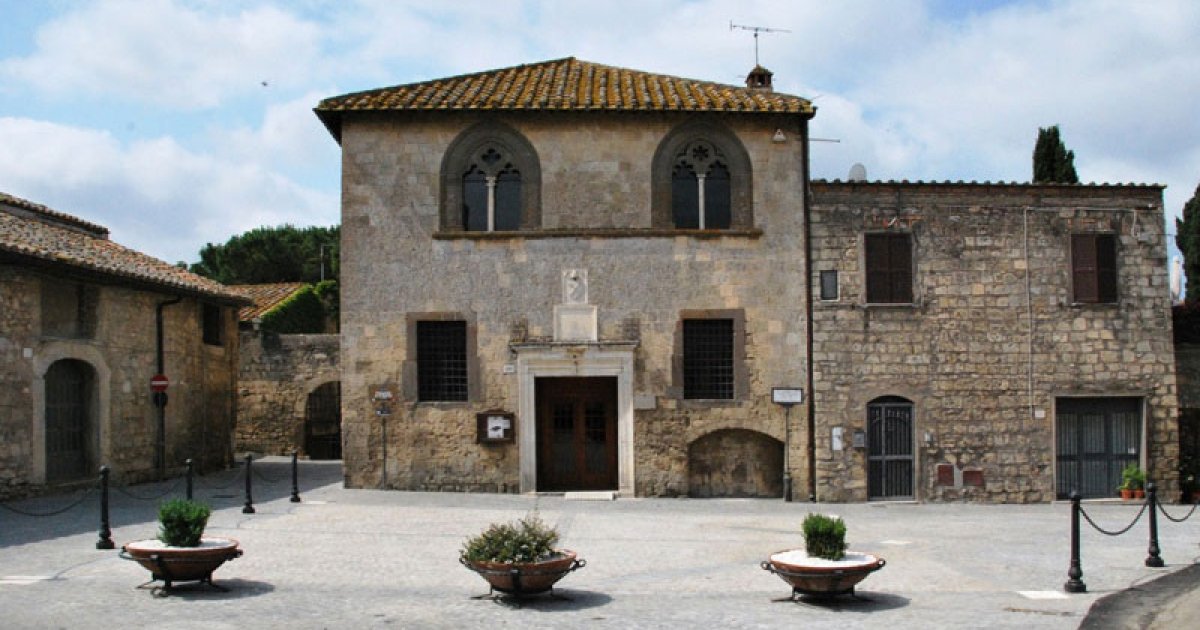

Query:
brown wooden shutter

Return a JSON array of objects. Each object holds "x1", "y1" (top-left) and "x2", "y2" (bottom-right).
[
  {"x1": 866, "y1": 233, "x2": 912, "y2": 303},
  {"x1": 1071, "y1": 234, "x2": 1098, "y2": 303},
  {"x1": 1096, "y1": 234, "x2": 1118, "y2": 303},
  {"x1": 889, "y1": 235, "x2": 913, "y2": 303}
]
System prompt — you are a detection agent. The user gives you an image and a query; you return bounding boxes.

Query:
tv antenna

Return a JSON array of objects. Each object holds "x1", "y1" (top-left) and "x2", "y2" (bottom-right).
[{"x1": 730, "y1": 21, "x2": 790, "y2": 66}]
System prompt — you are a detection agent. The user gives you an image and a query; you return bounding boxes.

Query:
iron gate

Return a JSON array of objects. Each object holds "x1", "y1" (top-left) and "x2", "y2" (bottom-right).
[
  {"x1": 1056, "y1": 398, "x2": 1141, "y2": 499},
  {"x1": 868, "y1": 398, "x2": 914, "y2": 500},
  {"x1": 45, "y1": 359, "x2": 93, "y2": 482},
  {"x1": 305, "y1": 381, "x2": 342, "y2": 460}
]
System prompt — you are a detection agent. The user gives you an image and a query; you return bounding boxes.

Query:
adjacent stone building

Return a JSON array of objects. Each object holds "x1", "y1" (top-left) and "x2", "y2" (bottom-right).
[
  {"x1": 315, "y1": 58, "x2": 1178, "y2": 501},
  {"x1": 233, "y1": 282, "x2": 340, "y2": 458},
  {"x1": 0, "y1": 192, "x2": 248, "y2": 498}
]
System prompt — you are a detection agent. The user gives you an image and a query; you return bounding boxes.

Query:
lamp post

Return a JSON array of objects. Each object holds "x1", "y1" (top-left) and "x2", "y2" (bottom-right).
[{"x1": 772, "y1": 387, "x2": 804, "y2": 502}]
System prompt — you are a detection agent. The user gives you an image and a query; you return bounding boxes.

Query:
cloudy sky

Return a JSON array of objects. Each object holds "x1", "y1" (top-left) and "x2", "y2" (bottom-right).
[{"x1": 1, "y1": 0, "x2": 1197, "y2": 265}]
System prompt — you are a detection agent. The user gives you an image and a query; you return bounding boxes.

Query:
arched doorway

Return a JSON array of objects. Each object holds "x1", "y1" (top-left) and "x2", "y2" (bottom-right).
[
  {"x1": 687, "y1": 429, "x2": 783, "y2": 498},
  {"x1": 44, "y1": 359, "x2": 96, "y2": 482},
  {"x1": 305, "y1": 381, "x2": 341, "y2": 460},
  {"x1": 867, "y1": 396, "x2": 915, "y2": 500}
]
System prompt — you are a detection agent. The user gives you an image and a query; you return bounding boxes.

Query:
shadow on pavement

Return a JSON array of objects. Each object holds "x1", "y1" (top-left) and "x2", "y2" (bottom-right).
[
  {"x1": 771, "y1": 590, "x2": 910, "y2": 612},
  {"x1": 473, "y1": 588, "x2": 613, "y2": 611},
  {"x1": 133, "y1": 578, "x2": 277, "y2": 600}
]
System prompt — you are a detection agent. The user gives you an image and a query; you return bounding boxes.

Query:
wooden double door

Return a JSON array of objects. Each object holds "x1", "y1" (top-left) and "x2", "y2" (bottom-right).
[{"x1": 536, "y1": 377, "x2": 618, "y2": 491}]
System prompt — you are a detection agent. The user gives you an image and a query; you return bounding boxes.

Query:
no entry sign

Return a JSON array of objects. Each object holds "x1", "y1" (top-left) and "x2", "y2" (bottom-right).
[{"x1": 150, "y1": 374, "x2": 169, "y2": 392}]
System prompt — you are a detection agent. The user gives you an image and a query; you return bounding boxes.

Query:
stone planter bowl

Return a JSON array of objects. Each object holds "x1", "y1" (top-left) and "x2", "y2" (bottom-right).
[
  {"x1": 761, "y1": 549, "x2": 886, "y2": 597},
  {"x1": 122, "y1": 537, "x2": 242, "y2": 584},
  {"x1": 460, "y1": 549, "x2": 584, "y2": 595}
]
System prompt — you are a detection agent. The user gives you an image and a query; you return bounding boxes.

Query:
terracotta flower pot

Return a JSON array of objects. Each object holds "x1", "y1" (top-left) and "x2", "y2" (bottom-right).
[
  {"x1": 762, "y1": 549, "x2": 886, "y2": 597},
  {"x1": 122, "y1": 537, "x2": 242, "y2": 585},
  {"x1": 1120, "y1": 488, "x2": 1134, "y2": 500},
  {"x1": 461, "y1": 550, "x2": 583, "y2": 595},
  {"x1": 1134, "y1": 488, "x2": 1146, "y2": 499}
]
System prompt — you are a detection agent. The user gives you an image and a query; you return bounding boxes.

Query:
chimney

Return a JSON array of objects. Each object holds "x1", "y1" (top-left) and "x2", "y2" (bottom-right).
[{"x1": 745, "y1": 65, "x2": 773, "y2": 91}]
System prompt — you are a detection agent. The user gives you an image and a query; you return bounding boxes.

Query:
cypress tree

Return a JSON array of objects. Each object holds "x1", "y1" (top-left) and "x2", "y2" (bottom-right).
[
  {"x1": 1176, "y1": 182, "x2": 1200, "y2": 302},
  {"x1": 1032, "y1": 125, "x2": 1080, "y2": 184}
]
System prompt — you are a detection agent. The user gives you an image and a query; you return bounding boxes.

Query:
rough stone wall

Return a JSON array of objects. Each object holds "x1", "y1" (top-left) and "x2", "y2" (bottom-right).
[
  {"x1": 339, "y1": 111, "x2": 810, "y2": 495},
  {"x1": 810, "y1": 183, "x2": 1179, "y2": 502},
  {"x1": 1174, "y1": 344, "x2": 1200, "y2": 410},
  {"x1": 0, "y1": 266, "x2": 238, "y2": 498},
  {"x1": 235, "y1": 331, "x2": 340, "y2": 455}
]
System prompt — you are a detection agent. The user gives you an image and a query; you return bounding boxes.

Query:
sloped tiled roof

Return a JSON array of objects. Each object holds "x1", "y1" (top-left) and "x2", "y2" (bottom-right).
[
  {"x1": 316, "y1": 57, "x2": 814, "y2": 139},
  {"x1": 229, "y1": 282, "x2": 309, "y2": 322},
  {"x1": 0, "y1": 192, "x2": 248, "y2": 304}
]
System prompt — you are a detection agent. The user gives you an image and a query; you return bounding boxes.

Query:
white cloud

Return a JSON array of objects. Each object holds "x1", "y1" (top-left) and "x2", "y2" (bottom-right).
[
  {"x1": 0, "y1": 117, "x2": 337, "y2": 264},
  {"x1": 2, "y1": 0, "x2": 323, "y2": 109}
]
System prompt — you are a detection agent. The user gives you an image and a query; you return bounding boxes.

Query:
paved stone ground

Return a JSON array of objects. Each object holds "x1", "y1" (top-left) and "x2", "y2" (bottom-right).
[{"x1": 1, "y1": 457, "x2": 1197, "y2": 629}]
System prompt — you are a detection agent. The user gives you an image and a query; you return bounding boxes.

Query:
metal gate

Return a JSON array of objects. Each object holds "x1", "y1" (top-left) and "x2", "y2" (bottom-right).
[
  {"x1": 305, "y1": 381, "x2": 342, "y2": 460},
  {"x1": 1056, "y1": 398, "x2": 1141, "y2": 499},
  {"x1": 45, "y1": 359, "x2": 93, "y2": 482},
  {"x1": 868, "y1": 397, "x2": 914, "y2": 500}
]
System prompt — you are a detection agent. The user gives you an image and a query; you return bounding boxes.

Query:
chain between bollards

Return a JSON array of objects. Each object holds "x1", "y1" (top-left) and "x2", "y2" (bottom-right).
[
  {"x1": 1145, "y1": 483, "x2": 1164, "y2": 567},
  {"x1": 242, "y1": 454, "x2": 256, "y2": 514},
  {"x1": 185, "y1": 459, "x2": 194, "y2": 501},
  {"x1": 290, "y1": 450, "x2": 302, "y2": 503},
  {"x1": 1064, "y1": 491, "x2": 1086, "y2": 593},
  {"x1": 96, "y1": 466, "x2": 114, "y2": 550}
]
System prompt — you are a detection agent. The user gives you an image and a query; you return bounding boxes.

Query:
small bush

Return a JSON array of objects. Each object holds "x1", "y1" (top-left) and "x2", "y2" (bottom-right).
[
  {"x1": 802, "y1": 513, "x2": 847, "y2": 561},
  {"x1": 461, "y1": 513, "x2": 559, "y2": 564},
  {"x1": 157, "y1": 499, "x2": 212, "y2": 547}
]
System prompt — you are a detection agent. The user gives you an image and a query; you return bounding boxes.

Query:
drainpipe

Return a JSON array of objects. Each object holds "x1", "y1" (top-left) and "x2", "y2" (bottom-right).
[
  {"x1": 155, "y1": 297, "x2": 183, "y2": 479},
  {"x1": 801, "y1": 114, "x2": 817, "y2": 503}
]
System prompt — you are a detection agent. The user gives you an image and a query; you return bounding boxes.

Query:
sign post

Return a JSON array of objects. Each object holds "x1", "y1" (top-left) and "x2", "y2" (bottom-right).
[{"x1": 772, "y1": 387, "x2": 804, "y2": 503}]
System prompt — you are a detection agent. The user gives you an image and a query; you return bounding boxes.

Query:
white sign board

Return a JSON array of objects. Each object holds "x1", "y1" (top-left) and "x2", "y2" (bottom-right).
[{"x1": 772, "y1": 387, "x2": 804, "y2": 405}]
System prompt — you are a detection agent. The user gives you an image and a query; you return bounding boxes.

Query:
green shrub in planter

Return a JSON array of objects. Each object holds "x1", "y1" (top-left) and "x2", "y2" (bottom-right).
[
  {"x1": 461, "y1": 513, "x2": 559, "y2": 564},
  {"x1": 802, "y1": 513, "x2": 847, "y2": 561},
  {"x1": 157, "y1": 499, "x2": 212, "y2": 548}
]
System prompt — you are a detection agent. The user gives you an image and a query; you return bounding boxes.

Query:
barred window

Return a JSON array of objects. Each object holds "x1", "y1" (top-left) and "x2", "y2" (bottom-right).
[
  {"x1": 865, "y1": 233, "x2": 913, "y2": 304},
  {"x1": 683, "y1": 319, "x2": 735, "y2": 399},
  {"x1": 1071, "y1": 234, "x2": 1117, "y2": 304},
  {"x1": 417, "y1": 321, "x2": 468, "y2": 401}
]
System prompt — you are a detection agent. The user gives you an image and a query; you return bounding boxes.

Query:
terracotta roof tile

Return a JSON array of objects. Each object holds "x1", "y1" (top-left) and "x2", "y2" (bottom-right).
[
  {"x1": 228, "y1": 282, "x2": 309, "y2": 322},
  {"x1": 316, "y1": 57, "x2": 813, "y2": 139},
  {"x1": 0, "y1": 192, "x2": 248, "y2": 304}
]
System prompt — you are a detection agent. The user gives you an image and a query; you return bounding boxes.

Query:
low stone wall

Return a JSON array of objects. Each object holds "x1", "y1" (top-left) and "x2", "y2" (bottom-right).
[{"x1": 236, "y1": 331, "x2": 339, "y2": 456}]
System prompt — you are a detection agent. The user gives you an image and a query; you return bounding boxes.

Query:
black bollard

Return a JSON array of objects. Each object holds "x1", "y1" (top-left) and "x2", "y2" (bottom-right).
[
  {"x1": 1145, "y1": 483, "x2": 1164, "y2": 567},
  {"x1": 1064, "y1": 491, "x2": 1086, "y2": 593},
  {"x1": 185, "y1": 458, "x2": 194, "y2": 501},
  {"x1": 290, "y1": 450, "x2": 302, "y2": 503},
  {"x1": 242, "y1": 454, "x2": 256, "y2": 514},
  {"x1": 96, "y1": 466, "x2": 114, "y2": 550}
]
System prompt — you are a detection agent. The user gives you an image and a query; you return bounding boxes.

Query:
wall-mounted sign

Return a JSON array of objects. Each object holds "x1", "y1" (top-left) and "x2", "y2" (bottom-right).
[
  {"x1": 772, "y1": 387, "x2": 804, "y2": 405},
  {"x1": 476, "y1": 411, "x2": 515, "y2": 444}
]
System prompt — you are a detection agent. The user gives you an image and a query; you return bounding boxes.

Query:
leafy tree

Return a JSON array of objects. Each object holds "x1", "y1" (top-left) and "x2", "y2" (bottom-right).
[
  {"x1": 190, "y1": 225, "x2": 339, "y2": 284},
  {"x1": 1176, "y1": 182, "x2": 1200, "y2": 302},
  {"x1": 1032, "y1": 125, "x2": 1080, "y2": 184}
]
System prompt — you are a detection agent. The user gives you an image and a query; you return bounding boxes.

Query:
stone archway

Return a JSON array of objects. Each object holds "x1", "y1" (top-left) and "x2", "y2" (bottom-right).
[{"x1": 688, "y1": 429, "x2": 783, "y2": 498}]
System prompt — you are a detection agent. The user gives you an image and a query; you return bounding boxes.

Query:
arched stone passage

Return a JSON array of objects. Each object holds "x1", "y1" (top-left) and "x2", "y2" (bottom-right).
[
  {"x1": 44, "y1": 359, "x2": 97, "y2": 482},
  {"x1": 304, "y1": 381, "x2": 342, "y2": 460},
  {"x1": 687, "y1": 429, "x2": 783, "y2": 498}
]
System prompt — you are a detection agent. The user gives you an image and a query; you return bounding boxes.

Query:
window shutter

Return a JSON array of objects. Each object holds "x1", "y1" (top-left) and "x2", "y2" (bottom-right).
[
  {"x1": 865, "y1": 234, "x2": 890, "y2": 302},
  {"x1": 1072, "y1": 234, "x2": 1099, "y2": 303},
  {"x1": 889, "y1": 235, "x2": 913, "y2": 304},
  {"x1": 1096, "y1": 234, "x2": 1118, "y2": 303},
  {"x1": 866, "y1": 233, "x2": 912, "y2": 303}
]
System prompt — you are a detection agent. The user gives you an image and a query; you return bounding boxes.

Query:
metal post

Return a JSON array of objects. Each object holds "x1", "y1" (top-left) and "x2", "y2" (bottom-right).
[
  {"x1": 1145, "y1": 482, "x2": 1164, "y2": 567},
  {"x1": 782, "y1": 405, "x2": 793, "y2": 502},
  {"x1": 1064, "y1": 491, "x2": 1086, "y2": 593},
  {"x1": 290, "y1": 450, "x2": 301, "y2": 503},
  {"x1": 242, "y1": 454, "x2": 256, "y2": 514},
  {"x1": 185, "y1": 458, "x2": 194, "y2": 501},
  {"x1": 96, "y1": 466, "x2": 114, "y2": 550}
]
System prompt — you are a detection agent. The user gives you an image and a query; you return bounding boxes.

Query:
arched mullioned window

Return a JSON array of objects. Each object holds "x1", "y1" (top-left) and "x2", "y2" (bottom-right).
[
  {"x1": 441, "y1": 122, "x2": 540, "y2": 232},
  {"x1": 652, "y1": 121, "x2": 752, "y2": 230}
]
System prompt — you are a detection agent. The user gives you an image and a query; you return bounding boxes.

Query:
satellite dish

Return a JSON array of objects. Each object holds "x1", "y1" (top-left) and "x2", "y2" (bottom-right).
[{"x1": 848, "y1": 163, "x2": 867, "y2": 181}]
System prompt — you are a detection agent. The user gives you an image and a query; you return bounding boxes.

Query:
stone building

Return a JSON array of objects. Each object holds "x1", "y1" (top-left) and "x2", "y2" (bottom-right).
[
  {"x1": 315, "y1": 58, "x2": 1178, "y2": 501},
  {"x1": 233, "y1": 282, "x2": 341, "y2": 459},
  {"x1": 0, "y1": 192, "x2": 247, "y2": 498}
]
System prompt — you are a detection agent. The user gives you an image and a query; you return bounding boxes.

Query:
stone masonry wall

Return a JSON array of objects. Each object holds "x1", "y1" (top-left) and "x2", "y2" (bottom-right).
[
  {"x1": 236, "y1": 331, "x2": 340, "y2": 456},
  {"x1": 810, "y1": 183, "x2": 1178, "y2": 502},
  {"x1": 339, "y1": 111, "x2": 810, "y2": 496},
  {"x1": 0, "y1": 265, "x2": 238, "y2": 498}
]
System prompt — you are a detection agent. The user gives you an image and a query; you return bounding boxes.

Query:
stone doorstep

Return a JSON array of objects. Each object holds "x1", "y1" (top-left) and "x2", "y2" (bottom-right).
[{"x1": 563, "y1": 490, "x2": 618, "y2": 501}]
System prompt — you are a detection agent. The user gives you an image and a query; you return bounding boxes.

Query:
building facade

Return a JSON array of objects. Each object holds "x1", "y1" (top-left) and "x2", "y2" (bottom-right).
[
  {"x1": 317, "y1": 58, "x2": 1178, "y2": 501},
  {"x1": 0, "y1": 193, "x2": 247, "y2": 498}
]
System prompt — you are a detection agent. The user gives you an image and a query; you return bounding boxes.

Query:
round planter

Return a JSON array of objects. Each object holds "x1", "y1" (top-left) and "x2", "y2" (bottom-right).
[
  {"x1": 121, "y1": 537, "x2": 242, "y2": 586},
  {"x1": 761, "y1": 549, "x2": 886, "y2": 597},
  {"x1": 460, "y1": 549, "x2": 584, "y2": 596}
]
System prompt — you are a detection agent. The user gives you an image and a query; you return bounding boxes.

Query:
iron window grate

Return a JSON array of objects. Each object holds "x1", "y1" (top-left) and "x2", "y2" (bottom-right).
[
  {"x1": 683, "y1": 319, "x2": 734, "y2": 399},
  {"x1": 417, "y1": 321, "x2": 468, "y2": 401}
]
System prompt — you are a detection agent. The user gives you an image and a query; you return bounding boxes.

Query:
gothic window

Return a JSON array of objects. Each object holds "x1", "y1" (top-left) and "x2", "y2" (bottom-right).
[
  {"x1": 671, "y1": 141, "x2": 732, "y2": 229},
  {"x1": 441, "y1": 123, "x2": 540, "y2": 232},
  {"x1": 652, "y1": 122, "x2": 752, "y2": 230}
]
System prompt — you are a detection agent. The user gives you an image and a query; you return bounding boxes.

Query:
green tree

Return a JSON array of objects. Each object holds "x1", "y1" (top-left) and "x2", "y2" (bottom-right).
[
  {"x1": 1032, "y1": 125, "x2": 1080, "y2": 184},
  {"x1": 1176, "y1": 182, "x2": 1200, "y2": 302},
  {"x1": 190, "y1": 225, "x2": 339, "y2": 284}
]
